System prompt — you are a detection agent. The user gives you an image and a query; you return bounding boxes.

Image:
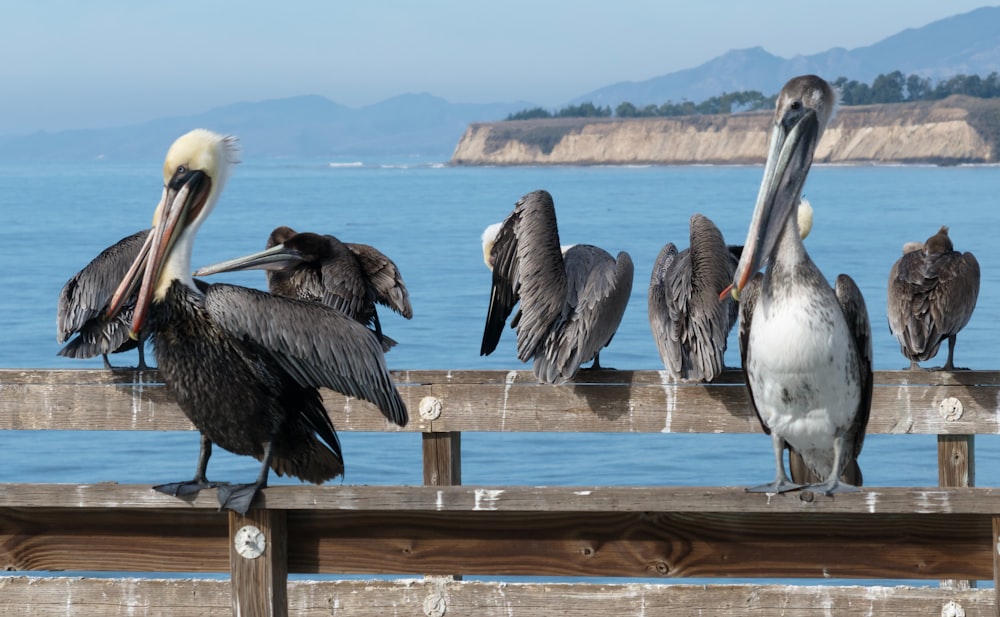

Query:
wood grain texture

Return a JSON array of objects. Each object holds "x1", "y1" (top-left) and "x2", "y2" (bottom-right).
[
  {"x1": 229, "y1": 509, "x2": 287, "y2": 617},
  {"x1": 0, "y1": 578, "x2": 995, "y2": 617},
  {"x1": 3, "y1": 369, "x2": 999, "y2": 434}
]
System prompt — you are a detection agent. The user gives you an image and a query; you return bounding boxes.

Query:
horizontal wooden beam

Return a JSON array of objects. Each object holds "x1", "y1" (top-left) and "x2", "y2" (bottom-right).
[
  {"x1": 1, "y1": 485, "x2": 997, "y2": 579},
  {"x1": 1, "y1": 577, "x2": 995, "y2": 617},
  {"x1": 2, "y1": 369, "x2": 999, "y2": 434}
]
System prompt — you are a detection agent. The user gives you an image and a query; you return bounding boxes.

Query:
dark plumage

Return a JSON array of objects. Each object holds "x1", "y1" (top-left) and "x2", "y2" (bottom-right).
[
  {"x1": 195, "y1": 225, "x2": 412, "y2": 352},
  {"x1": 887, "y1": 226, "x2": 980, "y2": 370},
  {"x1": 108, "y1": 129, "x2": 408, "y2": 514},
  {"x1": 648, "y1": 214, "x2": 740, "y2": 382},
  {"x1": 480, "y1": 189, "x2": 634, "y2": 385},
  {"x1": 57, "y1": 229, "x2": 152, "y2": 369}
]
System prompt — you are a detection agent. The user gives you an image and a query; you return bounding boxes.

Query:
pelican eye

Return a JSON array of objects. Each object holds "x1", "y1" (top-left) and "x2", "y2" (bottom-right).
[{"x1": 790, "y1": 100, "x2": 802, "y2": 111}]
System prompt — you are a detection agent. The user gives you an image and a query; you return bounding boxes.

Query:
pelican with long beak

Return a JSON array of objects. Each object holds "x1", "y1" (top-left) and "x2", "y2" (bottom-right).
[
  {"x1": 107, "y1": 129, "x2": 408, "y2": 514},
  {"x1": 193, "y1": 226, "x2": 412, "y2": 352},
  {"x1": 728, "y1": 75, "x2": 872, "y2": 495},
  {"x1": 480, "y1": 189, "x2": 634, "y2": 385}
]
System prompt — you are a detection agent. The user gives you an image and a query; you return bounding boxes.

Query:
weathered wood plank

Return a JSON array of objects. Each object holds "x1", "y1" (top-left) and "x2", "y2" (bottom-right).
[
  {"x1": 3, "y1": 369, "x2": 999, "y2": 434},
  {"x1": 0, "y1": 486, "x2": 997, "y2": 579},
  {"x1": 940, "y1": 434, "x2": 976, "y2": 589},
  {"x1": 4, "y1": 484, "x2": 1000, "y2": 514},
  {"x1": 0, "y1": 578, "x2": 995, "y2": 617}
]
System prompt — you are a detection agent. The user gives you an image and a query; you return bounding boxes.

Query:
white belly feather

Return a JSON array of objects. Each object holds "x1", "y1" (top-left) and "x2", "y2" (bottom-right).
[{"x1": 747, "y1": 289, "x2": 860, "y2": 456}]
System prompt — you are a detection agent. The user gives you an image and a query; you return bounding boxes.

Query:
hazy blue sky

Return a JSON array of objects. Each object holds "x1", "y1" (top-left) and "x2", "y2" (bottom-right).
[{"x1": 1, "y1": 1, "x2": 994, "y2": 134}]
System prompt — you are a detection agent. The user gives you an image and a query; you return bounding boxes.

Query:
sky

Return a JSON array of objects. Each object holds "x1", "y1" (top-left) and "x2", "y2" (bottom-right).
[{"x1": 1, "y1": 1, "x2": 995, "y2": 135}]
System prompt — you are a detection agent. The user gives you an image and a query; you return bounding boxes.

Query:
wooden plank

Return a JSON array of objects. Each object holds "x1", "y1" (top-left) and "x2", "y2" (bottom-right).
[
  {"x1": 940, "y1": 434, "x2": 976, "y2": 590},
  {"x1": 3, "y1": 369, "x2": 999, "y2": 434},
  {"x1": 7, "y1": 484, "x2": 1000, "y2": 514},
  {"x1": 229, "y1": 509, "x2": 287, "y2": 617},
  {"x1": 1, "y1": 578, "x2": 995, "y2": 617},
  {"x1": 0, "y1": 487, "x2": 997, "y2": 579}
]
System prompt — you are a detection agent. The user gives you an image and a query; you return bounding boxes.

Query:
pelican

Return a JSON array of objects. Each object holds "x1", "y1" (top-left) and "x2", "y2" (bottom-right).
[
  {"x1": 107, "y1": 129, "x2": 408, "y2": 514},
  {"x1": 194, "y1": 226, "x2": 412, "y2": 352},
  {"x1": 648, "y1": 214, "x2": 741, "y2": 382},
  {"x1": 727, "y1": 75, "x2": 872, "y2": 495},
  {"x1": 649, "y1": 202, "x2": 813, "y2": 382},
  {"x1": 57, "y1": 229, "x2": 153, "y2": 369},
  {"x1": 887, "y1": 226, "x2": 980, "y2": 370},
  {"x1": 480, "y1": 189, "x2": 634, "y2": 385}
]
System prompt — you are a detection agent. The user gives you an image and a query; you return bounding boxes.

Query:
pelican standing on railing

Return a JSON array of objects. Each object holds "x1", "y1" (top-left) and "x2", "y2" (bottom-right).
[
  {"x1": 57, "y1": 228, "x2": 152, "y2": 369},
  {"x1": 107, "y1": 129, "x2": 408, "y2": 514},
  {"x1": 194, "y1": 226, "x2": 412, "y2": 352},
  {"x1": 726, "y1": 75, "x2": 872, "y2": 495},
  {"x1": 887, "y1": 226, "x2": 979, "y2": 370},
  {"x1": 480, "y1": 189, "x2": 634, "y2": 385}
]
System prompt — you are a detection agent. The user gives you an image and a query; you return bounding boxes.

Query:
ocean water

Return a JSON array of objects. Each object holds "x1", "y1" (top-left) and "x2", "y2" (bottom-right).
[{"x1": 2, "y1": 158, "x2": 1000, "y2": 583}]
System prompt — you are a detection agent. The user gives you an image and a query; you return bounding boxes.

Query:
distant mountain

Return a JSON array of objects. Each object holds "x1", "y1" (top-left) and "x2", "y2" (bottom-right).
[
  {"x1": 0, "y1": 94, "x2": 532, "y2": 162},
  {"x1": 571, "y1": 6, "x2": 1000, "y2": 107}
]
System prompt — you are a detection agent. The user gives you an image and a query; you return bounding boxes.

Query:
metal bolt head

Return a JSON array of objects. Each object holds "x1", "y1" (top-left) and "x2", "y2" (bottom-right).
[
  {"x1": 234, "y1": 525, "x2": 265, "y2": 559},
  {"x1": 938, "y1": 397, "x2": 964, "y2": 421},
  {"x1": 419, "y1": 396, "x2": 443, "y2": 421}
]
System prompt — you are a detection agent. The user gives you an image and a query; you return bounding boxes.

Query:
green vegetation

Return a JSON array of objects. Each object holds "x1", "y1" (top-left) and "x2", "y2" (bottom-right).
[{"x1": 505, "y1": 72, "x2": 1000, "y2": 120}]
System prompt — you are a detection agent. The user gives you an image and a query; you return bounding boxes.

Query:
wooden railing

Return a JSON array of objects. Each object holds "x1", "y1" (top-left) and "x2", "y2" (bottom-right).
[{"x1": 1, "y1": 368, "x2": 998, "y2": 616}]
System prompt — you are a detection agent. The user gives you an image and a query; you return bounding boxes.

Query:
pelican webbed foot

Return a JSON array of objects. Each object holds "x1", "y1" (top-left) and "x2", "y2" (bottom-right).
[
  {"x1": 802, "y1": 479, "x2": 861, "y2": 496},
  {"x1": 745, "y1": 480, "x2": 804, "y2": 494},
  {"x1": 154, "y1": 478, "x2": 228, "y2": 497},
  {"x1": 217, "y1": 482, "x2": 266, "y2": 515}
]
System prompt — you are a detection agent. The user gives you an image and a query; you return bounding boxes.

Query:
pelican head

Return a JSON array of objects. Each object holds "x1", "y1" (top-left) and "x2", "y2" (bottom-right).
[
  {"x1": 108, "y1": 129, "x2": 239, "y2": 336},
  {"x1": 797, "y1": 198, "x2": 813, "y2": 240},
  {"x1": 730, "y1": 75, "x2": 834, "y2": 299},
  {"x1": 193, "y1": 228, "x2": 327, "y2": 277},
  {"x1": 481, "y1": 221, "x2": 503, "y2": 270}
]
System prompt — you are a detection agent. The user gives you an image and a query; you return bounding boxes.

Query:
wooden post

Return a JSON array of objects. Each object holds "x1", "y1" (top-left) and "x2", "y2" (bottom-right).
[
  {"x1": 229, "y1": 508, "x2": 288, "y2": 617},
  {"x1": 422, "y1": 431, "x2": 462, "y2": 486},
  {"x1": 939, "y1": 434, "x2": 975, "y2": 590},
  {"x1": 993, "y1": 516, "x2": 1000, "y2": 617}
]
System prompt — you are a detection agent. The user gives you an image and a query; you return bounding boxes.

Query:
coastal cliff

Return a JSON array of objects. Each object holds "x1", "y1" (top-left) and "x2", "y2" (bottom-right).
[{"x1": 450, "y1": 95, "x2": 1000, "y2": 165}]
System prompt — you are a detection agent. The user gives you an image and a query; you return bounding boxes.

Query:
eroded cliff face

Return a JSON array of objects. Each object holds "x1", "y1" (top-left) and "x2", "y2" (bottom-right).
[{"x1": 450, "y1": 96, "x2": 999, "y2": 166}]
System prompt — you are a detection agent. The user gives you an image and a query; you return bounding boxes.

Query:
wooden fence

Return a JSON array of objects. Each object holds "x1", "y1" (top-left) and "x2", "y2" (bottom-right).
[{"x1": 1, "y1": 368, "x2": 998, "y2": 616}]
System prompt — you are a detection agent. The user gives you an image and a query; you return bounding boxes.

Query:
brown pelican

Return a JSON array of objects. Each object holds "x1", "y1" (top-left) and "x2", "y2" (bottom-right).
[
  {"x1": 194, "y1": 226, "x2": 412, "y2": 352},
  {"x1": 57, "y1": 229, "x2": 152, "y2": 369},
  {"x1": 648, "y1": 214, "x2": 741, "y2": 382},
  {"x1": 649, "y1": 202, "x2": 813, "y2": 382},
  {"x1": 480, "y1": 189, "x2": 634, "y2": 385},
  {"x1": 107, "y1": 129, "x2": 408, "y2": 514},
  {"x1": 887, "y1": 226, "x2": 980, "y2": 370},
  {"x1": 727, "y1": 75, "x2": 872, "y2": 495}
]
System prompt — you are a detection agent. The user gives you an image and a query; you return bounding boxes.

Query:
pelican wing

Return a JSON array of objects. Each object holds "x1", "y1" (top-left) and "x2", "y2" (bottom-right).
[
  {"x1": 737, "y1": 272, "x2": 768, "y2": 433},
  {"x1": 204, "y1": 283, "x2": 408, "y2": 426},
  {"x1": 835, "y1": 274, "x2": 873, "y2": 460},
  {"x1": 887, "y1": 251, "x2": 938, "y2": 360},
  {"x1": 481, "y1": 214, "x2": 520, "y2": 355},
  {"x1": 57, "y1": 229, "x2": 150, "y2": 342},
  {"x1": 930, "y1": 251, "x2": 980, "y2": 339},
  {"x1": 346, "y1": 242, "x2": 413, "y2": 319},
  {"x1": 648, "y1": 242, "x2": 683, "y2": 375},
  {"x1": 508, "y1": 190, "x2": 568, "y2": 363},
  {"x1": 538, "y1": 246, "x2": 633, "y2": 383}
]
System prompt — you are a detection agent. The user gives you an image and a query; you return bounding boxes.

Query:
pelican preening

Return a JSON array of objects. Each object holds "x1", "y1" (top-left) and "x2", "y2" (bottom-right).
[
  {"x1": 480, "y1": 189, "x2": 634, "y2": 385},
  {"x1": 887, "y1": 226, "x2": 980, "y2": 370},
  {"x1": 107, "y1": 129, "x2": 408, "y2": 514},
  {"x1": 648, "y1": 214, "x2": 741, "y2": 383},
  {"x1": 729, "y1": 75, "x2": 872, "y2": 495},
  {"x1": 57, "y1": 229, "x2": 153, "y2": 369},
  {"x1": 648, "y1": 201, "x2": 813, "y2": 383},
  {"x1": 194, "y1": 226, "x2": 412, "y2": 352}
]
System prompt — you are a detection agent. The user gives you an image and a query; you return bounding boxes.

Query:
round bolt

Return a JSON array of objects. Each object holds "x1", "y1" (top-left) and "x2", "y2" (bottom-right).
[
  {"x1": 234, "y1": 525, "x2": 265, "y2": 559},
  {"x1": 423, "y1": 592, "x2": 446, "y2": 617},
  {"x1": 938, "y1": 397, "x2": 964, "y2": 421},
  {"x1": 942, "y1": 600, "x2": 966, "y2": 617},
  {"x1": 419, "y1": 396, "x2": 443, "y2": 421}
]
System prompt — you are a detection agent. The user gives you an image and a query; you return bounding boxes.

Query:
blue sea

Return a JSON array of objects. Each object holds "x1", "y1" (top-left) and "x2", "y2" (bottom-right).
[{"x1": 2, "y1": 157, "x2": 999, "y2": 583}]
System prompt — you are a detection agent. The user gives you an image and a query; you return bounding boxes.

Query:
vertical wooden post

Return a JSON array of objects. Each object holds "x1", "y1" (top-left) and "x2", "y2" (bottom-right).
[
  {"x1": 939, "y1": 434, "x2": 975, "y2": 590},
  {"x1": 422, "y1": 431, "x2": 462, "y2": 486},
  {"x1": 229, "y1": 508, "x2": 288, "y2": 617},
  {"x1": 993, "y1": 516, "x2": 1000, "y2": 617}
]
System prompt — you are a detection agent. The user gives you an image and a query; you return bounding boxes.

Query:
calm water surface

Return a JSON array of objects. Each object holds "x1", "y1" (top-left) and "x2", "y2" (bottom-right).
[{"x1": 1, "y1": 160, "x2": 999, "y2": 580}]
